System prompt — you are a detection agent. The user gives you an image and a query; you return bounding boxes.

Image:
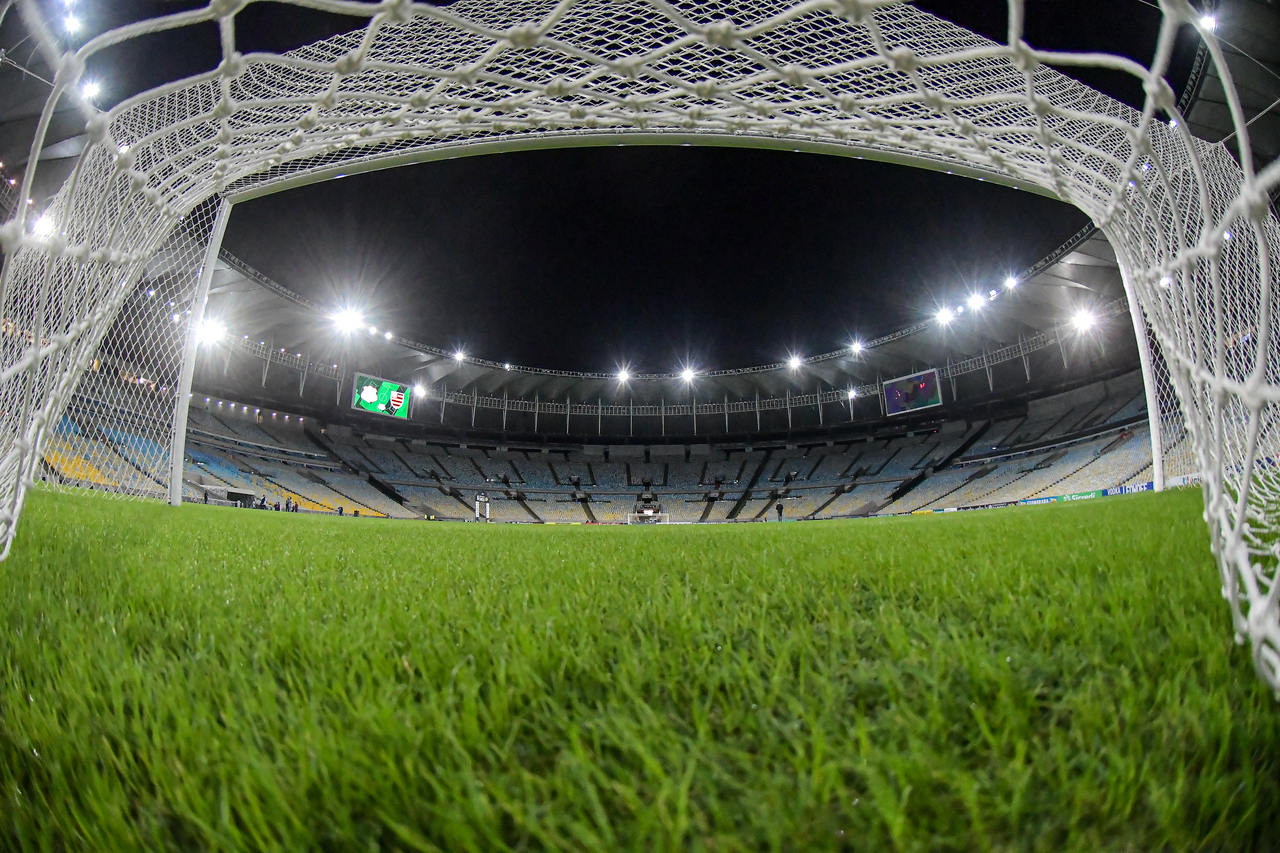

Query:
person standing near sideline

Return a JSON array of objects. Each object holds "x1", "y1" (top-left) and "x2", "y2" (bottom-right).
[{"x1": 775, "y1": 501, "x2": 783, "y2": 522}]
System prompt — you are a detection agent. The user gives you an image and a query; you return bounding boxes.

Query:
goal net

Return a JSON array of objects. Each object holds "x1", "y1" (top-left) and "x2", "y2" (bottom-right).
[
  {"x1": 0, "y1": 0, "x2": 1277, "y2": 694},
  {"x1": 627, "y1": 512, "x2": 671, "y2": 525}
]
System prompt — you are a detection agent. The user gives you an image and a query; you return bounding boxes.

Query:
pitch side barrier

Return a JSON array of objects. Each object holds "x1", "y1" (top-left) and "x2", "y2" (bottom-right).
[{"x1": 900, "y1": 476, "x2": 1201, "y2": 515}]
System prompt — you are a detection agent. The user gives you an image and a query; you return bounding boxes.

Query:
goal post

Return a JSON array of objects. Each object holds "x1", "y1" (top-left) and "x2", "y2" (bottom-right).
[{"x1": 1, "y1": 0, "x2": 1277, "y2": 693}]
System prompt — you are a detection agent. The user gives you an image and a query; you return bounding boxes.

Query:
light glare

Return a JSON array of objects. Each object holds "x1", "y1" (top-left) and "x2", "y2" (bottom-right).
[
  {"x1": 936, "y1": 307, "x2": 955, "y2": 326},
  {"x1": 1071, "y1": 308, "x2": 1097, "y2": 333},
  {"x1": 196, "y1": 317, "x2": 225, "y2": 345},
  {"x1": 788, "y1": 355, "x2": 802, "y2": 370}
]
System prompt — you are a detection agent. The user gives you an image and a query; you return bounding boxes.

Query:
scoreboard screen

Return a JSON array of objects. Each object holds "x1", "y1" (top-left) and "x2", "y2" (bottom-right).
[
  {"x1": 351, "y1": 372, "x2": 411, "y2": 419},
  {"x1": 883, "y1": 368, "x2": 942, "y2": 416}
]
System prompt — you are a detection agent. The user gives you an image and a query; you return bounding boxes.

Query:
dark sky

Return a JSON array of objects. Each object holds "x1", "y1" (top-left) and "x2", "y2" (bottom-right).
[
  {"x1": 224, "y1": 147, "x2": 1089, "y2": 372},
  {"x1": 30, "y1": 0, "x2": 1197, "y2": 371}
]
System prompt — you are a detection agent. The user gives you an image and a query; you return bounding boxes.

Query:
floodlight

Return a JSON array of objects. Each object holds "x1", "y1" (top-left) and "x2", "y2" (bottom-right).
[
  {"x1": 1223, "y1": 230, "x2": 1232, "y2": 241},
  {"x1": 170, "y1": 313, "x2": 180, "y2": 323},
  {"x1": 195, "y1": 317, "x2": 225, "y2": 345},
  {"x1": 64, "y1": 14, "x2": 80, "y2": 33},
  {"x1": 617, "y1": 368, "x2": 630, "y2": 383},
  {"x1": 850, "y1": 341, "x2": 863, "y2": 354},
  {"x1": 1159, "y1": 276, "x2": 1172, "y2": 288},
  {"x1": 453, "y1": 350, "x2": 466, "y2": 362},
  {"x1": 503, "y1": 363, "x2": 512, "y2": 371},
  {"x1": 788, "y1": 355, "x2": 802, "y2": 370},
  {"x1": 31, "y1": 215, "x2": 54, "y2": 239},
  {"x1": 331, "y1": 307, "x2": 363, "y2": 332},
  {"x1": 80, "y1": 80, "x2": 100, "y2": 100},
  {"x1": 935, "y1": 307, "x2": 955, "y2": 326},
  {"x1": 1199, "y1": 13, "x2": 1216, "y2": 32},
  {"x1": 681, "y1": 368, "x2": 696, "y2": 383},
  {"x1": 848, "y1": 389, "x2": 857, "y2": 399},
  {"x1": 367, "y1": 325, "x2": 377, "y2": 334},
  {"x1": 413, "y1": 383, "x2": 426, "y2": 396},
  {"x1": 1004, "y1": 276, "x2": 1018, "y2": 290},
  {"x1": 966, "y1": 293, "x2": 984, "y2": 311},
  {"x1": 383, "y1": 330, "x2": 393, "y2": 340},
  {"x1": 1071, "y1": 308, "x2": 1097, "y2": 333}
]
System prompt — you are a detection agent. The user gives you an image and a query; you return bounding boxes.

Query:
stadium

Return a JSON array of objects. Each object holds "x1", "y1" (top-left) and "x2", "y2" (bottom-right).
[{"x1": 2, "y1": 0, "x2": 1279, "y2": 847}]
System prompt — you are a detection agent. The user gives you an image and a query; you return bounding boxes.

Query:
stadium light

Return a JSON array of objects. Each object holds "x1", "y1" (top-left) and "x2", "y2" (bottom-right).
[
  {"x1": 847, "y1": 389, "x2": 857, "y2": 399},
  {"x1": 966, "y1": 293, "x2": 985, "y2": 312},
  {"x1": 1199, "y1": 13, "x2": 1216, "y2": 32},
  {"x1": 1071, "y1": 308, "x2": 1097, "y2": 333},
  {"x1": 80, "y1": 80, "x2": 101, "y2": 100},
  {"x1": 503, "y1": 363, "x2": 512, "y2": 371},
  {"x1": 1159, "y1": 276, "x2": 1172, "y2": 288},
  {"x1": 850, "y1": 341, "x2": 863, "y2": 355},
  {"x1": 617, "y1": 368, "x2": 630, "y2": 383},
  {"x1": 413, "y1": 383, "x2": 426, "y2": 396},
  {"x1": 788, "y1": 355, "x2": 802, "y2": 370},
  {"x1": 195, "y1": 317, "x2": 225, "y2": 345},
  {"x1": 331, "y1": 307, "x2": 363, "y2": 333},
  {"x1": 64, "y1": 14, "x2": 80, "y2": 33},
  {"x1": 1004, "y1": 276, "x2": 1018, "y2": 290},
  {"x1": 453, "y1": 350, "x2": 466, "y2": 362},
  {"x1": 935, "y1": 307, "x2": 955, "y2": 326},
  {"x1": 367, "y1": 325, "x2": 377, "y2": 334},
  {"x1": 681, "y1": 367, "x2": 696, "y2": 383},
  {"x1": 383, "y1": 330, "x2": 393, "y2": 340},
  {"x1": 31, "y1": 215, "x2": 55, "y2": 239}
]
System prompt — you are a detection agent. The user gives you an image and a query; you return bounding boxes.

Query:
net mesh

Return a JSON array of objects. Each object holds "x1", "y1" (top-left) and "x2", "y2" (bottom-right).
[{"x1": 0, "y1": 0, "x2": 1278, "y2": 691}]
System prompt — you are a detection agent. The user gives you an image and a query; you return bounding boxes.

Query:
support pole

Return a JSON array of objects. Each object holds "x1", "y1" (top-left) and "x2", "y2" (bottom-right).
[
  {"x1": 534, "y1": 393, "x2": 540, "y2": 432},
  {"x1": 169, "y1": 199, "x2": 233, "y2": 506},
  {"x1": 1119, "y1": 265, "x2": 1166, "y2": 491},
  {"x1": 816, "y1": 384, "x2": 823, "y2": 426},
  {"x1": 723, "y1": 394, "x2": 729, "y2": 433},
  {"x1": 502, "y1": 389, "x2": 508, "y2": 431}
]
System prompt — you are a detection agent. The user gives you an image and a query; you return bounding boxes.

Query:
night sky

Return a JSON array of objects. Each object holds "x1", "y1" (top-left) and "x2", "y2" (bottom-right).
[{"x1": 32, "y1": 0, "x2": 1196, "y2": 371}]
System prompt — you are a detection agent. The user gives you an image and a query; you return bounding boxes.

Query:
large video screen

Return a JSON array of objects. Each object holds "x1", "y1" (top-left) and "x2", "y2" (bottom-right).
[
  {"x1": 351, "y1": 372, "x2": 411, "y2": 419},
  {"x1": 883, "y1": 368, "x2": 942, "y2": 416}
]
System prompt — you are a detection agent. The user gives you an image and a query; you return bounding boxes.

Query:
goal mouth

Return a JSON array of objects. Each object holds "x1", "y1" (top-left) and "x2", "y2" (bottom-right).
[
  {"x1": 0, "y1": 0, "x2": 1277, "y2": 696},
  {"x1": 627, "y1": 513, "x2": 671, "y2": 525}
]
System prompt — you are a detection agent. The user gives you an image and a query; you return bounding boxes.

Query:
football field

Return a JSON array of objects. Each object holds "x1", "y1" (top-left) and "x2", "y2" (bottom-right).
[{"x1": 2, "y1": 487, "x2": 1277, "y2": 850}]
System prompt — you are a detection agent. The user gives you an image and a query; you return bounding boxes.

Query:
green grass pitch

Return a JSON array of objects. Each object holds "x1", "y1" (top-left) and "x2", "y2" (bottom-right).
[{"x1": 2, "y1": 487, "x2": 1277, "y2": 850}]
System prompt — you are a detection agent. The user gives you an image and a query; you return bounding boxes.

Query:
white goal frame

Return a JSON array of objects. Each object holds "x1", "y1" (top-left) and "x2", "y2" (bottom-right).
[
  {"x1": 627, "y1": 512, "x2": 671, "y2": 524},
  {"x1": 1, "y1": 0, "x2": 1278, "y2": 694}
]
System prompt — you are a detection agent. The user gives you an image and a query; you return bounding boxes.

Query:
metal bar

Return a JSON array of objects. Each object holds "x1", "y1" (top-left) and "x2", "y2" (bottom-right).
[{"x1": 168, "y1": 198, "x2": 232, "y2": 506}]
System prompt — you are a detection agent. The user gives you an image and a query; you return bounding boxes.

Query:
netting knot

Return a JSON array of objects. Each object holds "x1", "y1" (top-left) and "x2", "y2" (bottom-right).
[
  {"x1": 382, "y1": 0, "x2": 414, "y2": 24},
  {"x1": 704, "y1": 21, "x2": 739, "y2": 48},
  {"x1": 210, "y1": 0, "x2": 248, "y2": 19},
  {"x1": 836, "y1": 95, "x2": 859, "y2": 113},
  {"x1": 545, "y1": 79, "x2": 573, "y2": 98},
  {"x1": 887, "y1": 48, "x2": 917, "y2": 74},
  {"x1": 1241, "y1": 185, "x2": 1271, "y2": 224},
  {"x1": 693, "y1": 81, "x2": 718, "y2": 100},
  {"x1": 1029, "y1": 95, "x2": 1052, "y2": 117},
  {"x1": 831, "y1": 0, "x2": 872, "y2": 25},
  {"x1": 334, "y1": 52, "x2": 361, "y2": 77},
  {"x1": 54, "y1": 53, "x2": 86, "y2": 93},
  {"x1": 219, "y1": 52, "x2": 246, "y2": 80},
  {"x1": 783, "y1": 65, "x2": 808, "y2": 88},
  {"x1": 1009, "y1": 41, "x2": 1037, "y2": 73},
  {"x1": 85, "y1": 114, "x2": 109, "y2": 144},
  {"x1": 506, "y1": 24, "x2": 541, "y2": 50},
  {"x1": 1142, "y1": 75, "x2": 1175, "y2": 114},
  {"x1": 212, "y1": 97, "x2": 236, "y2": 119}
]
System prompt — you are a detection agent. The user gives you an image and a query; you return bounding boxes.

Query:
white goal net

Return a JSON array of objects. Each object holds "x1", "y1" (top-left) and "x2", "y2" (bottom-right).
[{"x1": 1, "y1": 0, "x2": 1278, "y2": 693}]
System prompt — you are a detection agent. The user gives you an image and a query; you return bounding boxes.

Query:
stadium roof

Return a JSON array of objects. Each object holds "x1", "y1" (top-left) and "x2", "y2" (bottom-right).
[{"x1": 2, "y1": 1, "x2": 1277, "y2": 415}]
